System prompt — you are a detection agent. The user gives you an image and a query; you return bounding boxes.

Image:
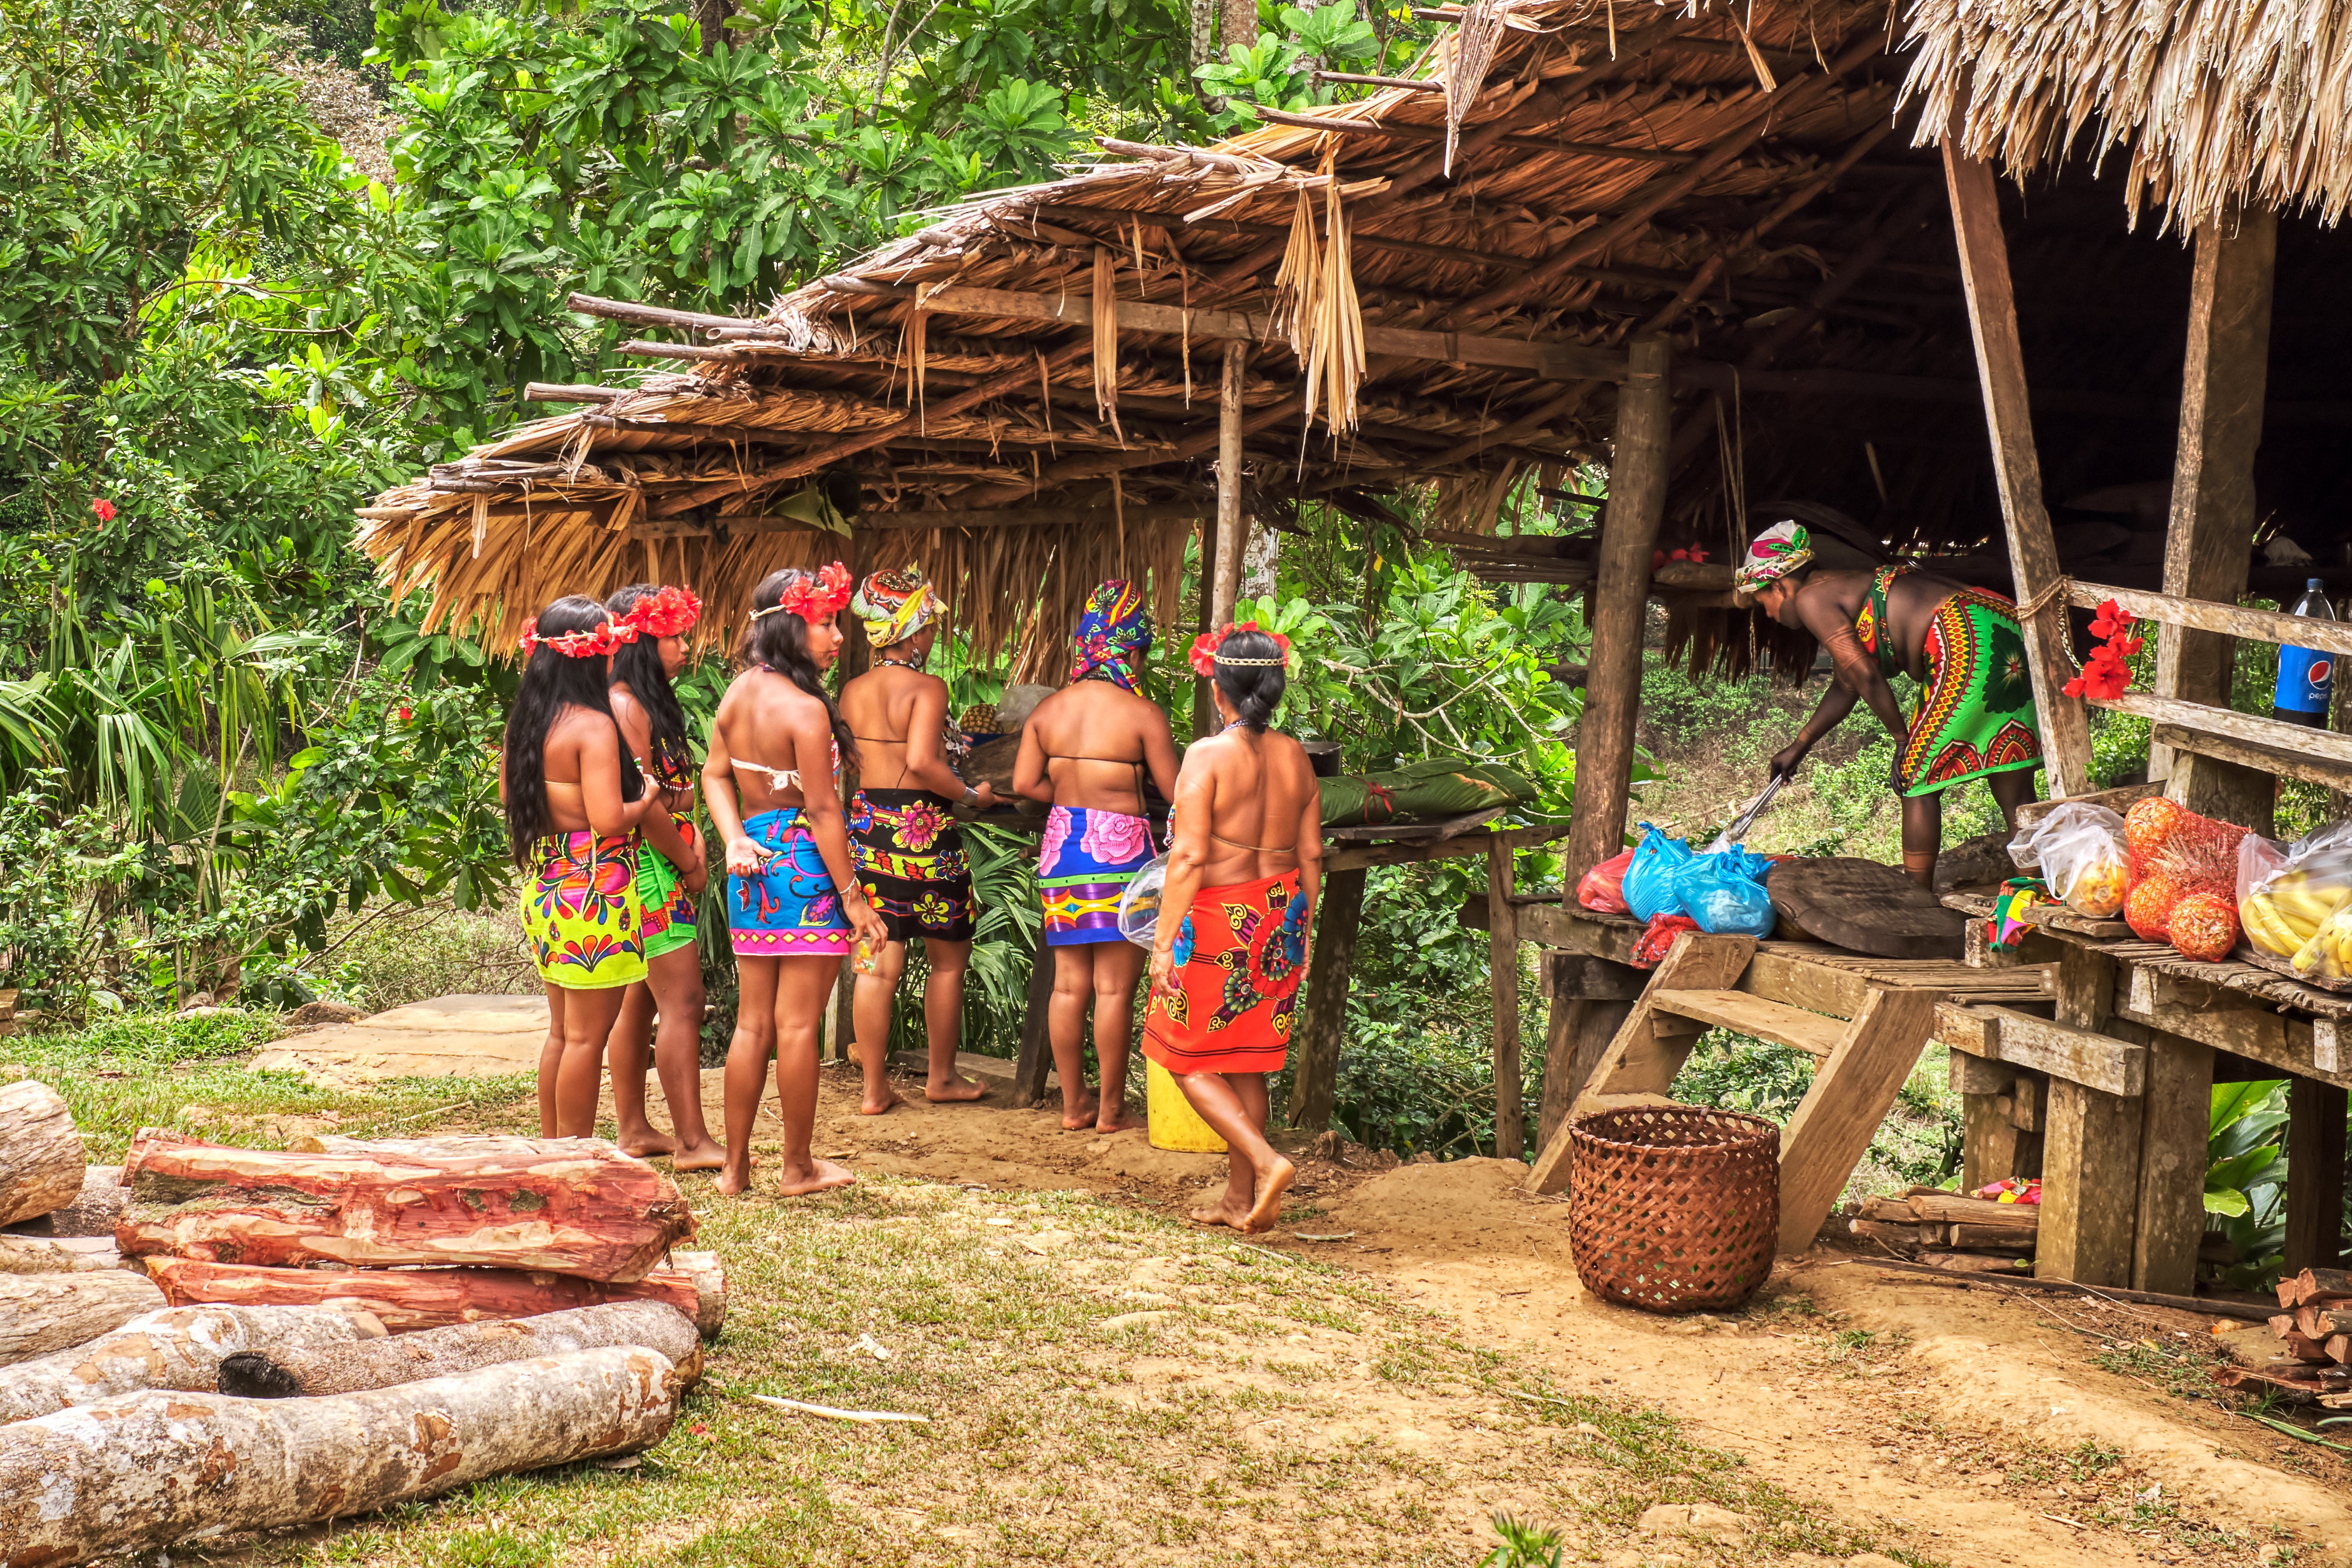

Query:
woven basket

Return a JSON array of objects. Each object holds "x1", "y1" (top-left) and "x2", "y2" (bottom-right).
[{"x1": 1567, "y1": 1104, "x2": 1779, "y2": 1314}]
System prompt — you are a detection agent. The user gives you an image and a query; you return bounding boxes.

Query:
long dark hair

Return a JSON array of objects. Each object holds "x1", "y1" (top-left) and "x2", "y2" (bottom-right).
[
  {"x1": 1213, "y1": 627, "x2": 1287, "y2": 733},
  {"x1": 503, "y1": 596, "x2": 644, "y2": 868},
  {"x1": 738, "y1": 568, "x2": 857, "y2": 773},
  {"x1": 605, "y1": 584, "x2": 695, "y2": 789}
]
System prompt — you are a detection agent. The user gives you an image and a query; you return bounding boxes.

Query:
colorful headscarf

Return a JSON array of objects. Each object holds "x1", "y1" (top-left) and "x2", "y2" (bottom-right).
[
  {"x1": 851, "y1": 567, "x2": 944, "y2": 649},
  {"x1": 1732, "y1": 520, "x2": 1814, "y2": 596},
  {"x1": 1069, "y1": 579, "x2": 1154, "y2": 692}
]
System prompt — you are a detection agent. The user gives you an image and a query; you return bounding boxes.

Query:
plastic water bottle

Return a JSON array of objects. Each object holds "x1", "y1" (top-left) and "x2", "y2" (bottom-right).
[{"x1": 2273, "y1": 578, "x2": 2337, "y2": 728}]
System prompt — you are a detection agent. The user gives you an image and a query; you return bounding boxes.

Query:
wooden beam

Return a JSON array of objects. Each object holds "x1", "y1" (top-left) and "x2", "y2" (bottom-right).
[
  {"x1": 2086, "y1": 691, "x2": 2352, "y2": 793},
  {"x1": 2116, "y1": 967, "x2": 2351, "y2": 1090},
  {"x1": 2134, "y1": 1033, "x2": 2213, "y2": 1295},
  {"x1": 2067, "y1": 581, "x2": 2352, "y2": 658},
  {"x1": 1289, "y1": 865, "x2": 1366, "y2": 1132},
  {"x1": 525, "y1": 383, "x2": 626, "y2": 404},
  {"x1": 1247, "y1": 106, "x2": 1699, "y2": 164},
  {"x1": 1945, "y1": 1005, "x2": 2147, "y2": 1097},
  {"x1": 858, "y1": 504, "x2": 1204, "y2": 532},
  {"x1": 1562, "y1": 336, "x2": 1671, "y2": 883},
  {"x1": 2154, "y1": 210, "x2": 2276, "y2": 808},
  {"x1": 2035, "y1": 947, "x2": 2139, "y2": 1286},
  {"x1": 567, "y1": 292, "x2": 765, "y2": 332},
  {"x1": 1776, "y1": 987, "x2": 1941, "y2": 1253},
  {"x1": 1488, "y1": 840, "x2": 1524, "y2": 1159},
  {"x1": 1941, "y1": 142, "x2": 2095, "y2": 801},
  {"x1": 2286, "y1": 1078, "x2": 2349, "y2": 1274},
  {"x1": 1211, "y1": 342, "x2": 1249, "y2": 630}
]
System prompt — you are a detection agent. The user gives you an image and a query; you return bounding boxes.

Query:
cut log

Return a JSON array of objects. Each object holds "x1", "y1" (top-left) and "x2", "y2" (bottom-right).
[
  {"x1": 0, "y1": 1345, "x2": 683, "y2": 1566},
  {"x1": 1904, "y1": 1191, "x2": 2041, "y2": 1229},
  {"x1": 0, "y1": 1304, "x2": 384, "y2": 1423},
  {"x1": 0, "y1": 1081, "x2": 85, "y2": 1227},
  {"x1": 1942, "y1": 1219, "x2": 2039, "y2": 1253},
  {"x1": 2277, "y1": 1267, "x2": 2352, "y2": 1309},
  {"x1": 219, "y1": 1299, "x2": 699, "y2": 1398},
  {"x1": 2294, "y1": 1305, "x2": 2352, "y2": 1342},
  {"x1": 6, "y1": 1164, "x2": 129, "y2": 1237},
  {"x1": 668, "y1": 1248, "x2": 728, "y2": 1337},
  {"x1": 0, "y1": 1234, "x2": 115, "y2": 1274},
  {"x1": 1849, "y1": 1218, "x2": 1928, "y2": 1250},
  {"x1": 144, "y1": 1255, "x2": 720, "y2": 1336},
  {"x1": 0, "y1": 1270, "x2": 167, "y2": 1366},
  {"x1": 118, "y1": 1129, "x2": 694, "y2": 1281}
]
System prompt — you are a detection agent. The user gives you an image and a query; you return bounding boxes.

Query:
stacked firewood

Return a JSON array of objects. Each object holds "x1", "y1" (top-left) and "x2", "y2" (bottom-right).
[
  {"x1": 2214, "y1": 1268, "x2": 2352, "y2": 1404},
  {"x1": 1, "y1": 1121, "x2": 718, "y2": 1566},
  {"x1": 1848, "y1": 1186, "x2": 2038, "y2": 1266}
]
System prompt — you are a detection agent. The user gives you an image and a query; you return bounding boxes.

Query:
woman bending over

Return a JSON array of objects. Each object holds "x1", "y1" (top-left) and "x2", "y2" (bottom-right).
[
  {"x1": 702, "y1": 563, "x2": 888, "y2": 1197},
  {"x1": 839, "y1": 567, "x2": 997, "y2": 1114},
  {"x1": 502, "y1": 597, "x2": 661, "y2": 1137},
  {"x1": 1144, "y1": 624, "x2": 1322, "y2": 1233},
  {"x1": 602, "y1": 583, "x2": 724, "y2": 1170}
]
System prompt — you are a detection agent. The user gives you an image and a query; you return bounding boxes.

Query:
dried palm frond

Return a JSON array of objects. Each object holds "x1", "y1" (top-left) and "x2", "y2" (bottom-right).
[
  {"x1": 1444, "y1": 0, "x2": 1511, "y2": 175},
  {"x1": 1091, "y1": 246, "x2": 1123, "y2": 441}
]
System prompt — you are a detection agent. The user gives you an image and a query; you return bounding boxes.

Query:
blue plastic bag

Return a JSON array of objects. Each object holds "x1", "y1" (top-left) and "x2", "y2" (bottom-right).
[
  {"x1": 1622, "y1": 824, "x2": 1695, "y2": 922},
  {"x1": 1672, "y1": 846, "x2": 1778, "y2": 936}
]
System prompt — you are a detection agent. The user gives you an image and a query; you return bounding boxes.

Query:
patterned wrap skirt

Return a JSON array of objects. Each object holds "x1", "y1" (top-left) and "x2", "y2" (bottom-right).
[
  {"x1": 1037, "y1": 805, "x2": 1155, "y2": 946},
  {"x1": 636, "y1": 811, "x2": 700, "y2": 961},
  {"x1": 521, "y1": 831, "x2": 648, "y2": 991},
  {"x1": 1142, "y1": 868, "x2": 1310, "y2": 1076},
  {"x1": 728, "y1": 808, "x2": 851, "y2": 959},
  {"x1": 849, "y1": 788, "x2": 976, "y2": 943},
  {"x1": 1856, "y1": 567, "x2": 2045, "y2": 798}
]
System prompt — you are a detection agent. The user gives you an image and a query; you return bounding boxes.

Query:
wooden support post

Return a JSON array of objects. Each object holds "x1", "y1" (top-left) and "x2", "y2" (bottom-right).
[
  {"x1": 1941, "y1": 144, "x2": 2094, "y2": 801},
  {"x1": 2286, "y1": 1076, "x2": 2349, "y2": 1274},
  {"x1": 2134, "y1": 1033, "x2": 2216, "y2": 1295},
  {"x1": 1488, "y1": 840, "x2": 1524, "y2": 1159},
  {"x1": 1776, "y1": 988, "x2": 1941, "y2": 1253},
  {"x1": 1193, "y1": 511, "x2": 1220, "y2": 739},
  {"x1": 1210, "y1": 342, "x2": 1250, "y2": 631},
  {"x1": 2035, "y1": 947, "x2": 2139, "y2": 1284},
  {"x1": 2013, "y1": 1069, "x2": 2047, "y2": 1179},
  {"x1": 1562, "y1": 335, "x2": 1672, "y2": 882},
  {"x1": 1012, "y1": 942, "x2": 1058, "y2": 1108},
  {"x1": 1951, "y1": 1048, "x2": 2016, "y2": 1192},
  {"x1": 2154, "y1": 208, "x2": 2278, "y2": 832},
  {"x1": 1540, "y1": 990, "x2": 1636, "y2": 1146},
  {"x1": 831, "y1": 531, "x2": 872, "y2": 1063},
  {"x1": 1288, "y1": 865, "x2": 1366, "y2": 1131}
]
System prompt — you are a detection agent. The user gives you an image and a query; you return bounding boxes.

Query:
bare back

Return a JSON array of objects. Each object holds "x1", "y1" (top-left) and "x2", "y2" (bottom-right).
[
  {"x1": 1178, "y1": 726, "x2": 1323, "y2": 889},
  {"x1": 1791, "y1": 567, "x2": 1971, "y2": 685},
  {"x1": 1015, "y1": 679, "x2": 1180, "y2": 814},
  {"x1": 839, "y1": 665, "x2": 948, "y2": 792},
  {"x1": 709, "y1": 668, "x2": 833, "y2": 816}
]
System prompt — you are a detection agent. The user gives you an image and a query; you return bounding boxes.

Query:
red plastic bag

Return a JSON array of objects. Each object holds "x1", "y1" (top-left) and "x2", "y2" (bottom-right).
[
  {"x1": 1631, "y1": 914, "x2": 1699, "y2": 968},
  {"x1": 1576, "y1": 847, "x2": 1635, "y2": 914}
]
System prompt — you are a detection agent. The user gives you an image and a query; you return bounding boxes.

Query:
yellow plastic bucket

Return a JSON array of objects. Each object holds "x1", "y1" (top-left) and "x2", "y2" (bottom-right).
[{"x1": 1146, "y1": 1058, "x2": 1227, "y2": 1153}]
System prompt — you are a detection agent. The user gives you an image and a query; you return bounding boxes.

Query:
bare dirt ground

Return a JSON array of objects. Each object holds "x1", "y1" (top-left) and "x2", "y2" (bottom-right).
[{"x1": 609, "y1": 1060, "x2": 2349, "y2": 1568}]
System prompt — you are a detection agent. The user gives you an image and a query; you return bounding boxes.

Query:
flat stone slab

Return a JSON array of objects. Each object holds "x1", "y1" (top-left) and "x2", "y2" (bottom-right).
[{"x1": 253, "y1": 994, "x2": 548, "y2": 1086}]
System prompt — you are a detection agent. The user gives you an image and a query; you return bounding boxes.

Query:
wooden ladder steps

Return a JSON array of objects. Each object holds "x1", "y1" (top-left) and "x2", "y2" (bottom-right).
[{"x1": 1650, "y1": 989, "x2": 1848, "y2": 1059}]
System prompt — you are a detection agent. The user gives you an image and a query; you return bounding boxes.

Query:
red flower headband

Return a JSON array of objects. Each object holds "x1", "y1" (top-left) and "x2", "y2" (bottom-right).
[
  {"x1": 622, "y1": 584, "x2": 703, "y2": 640},
  {"x1": 519, "y1": 617, "x2": 636, "y2": 660},
  {"x1": 1188, "y1": 621, "x2": 1292, "y2": 678},
  {"x1": 752, "y1": 562, "x2": 853, "y2": 625}
]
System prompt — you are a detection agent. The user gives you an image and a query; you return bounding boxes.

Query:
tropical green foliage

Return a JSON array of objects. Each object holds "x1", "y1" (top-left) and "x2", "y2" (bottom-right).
[{"x1": 2206, "y1": 1079, "x2": 2290, "y2": 1289}]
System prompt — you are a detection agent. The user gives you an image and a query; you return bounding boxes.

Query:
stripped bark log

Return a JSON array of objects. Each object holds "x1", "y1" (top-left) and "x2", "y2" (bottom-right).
[
  {"x1": 144, "y1": 1254, "x2": 723, "y2": 1337},
  {"x1": 0, "y1": 1345, "x2": 683, "y2": 1567},
  {"x1": 0, "y1": 1304, "x2": 384, "y2": 1423},
  {"x1": 0, "y1": 1234, "x2": 115, "y2": 1274},
  {"x1": 118, "y1": 1130, "x2": 694, "y2": 1281},
  {"x1": 0, "y1": 1269, "x2": 167, "y2": 1366},
  {"x1": 220, "y1": 1299, "x2": 700, "y2": 1398},
  {"x1": 0, "y1": 1080, "x2": 85, "y2": 1227}
]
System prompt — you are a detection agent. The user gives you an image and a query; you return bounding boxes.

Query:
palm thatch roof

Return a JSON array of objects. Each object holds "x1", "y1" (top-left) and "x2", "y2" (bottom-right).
[{"x1": 1901, "y1": 0, "x2": 2352, "y2": 231}]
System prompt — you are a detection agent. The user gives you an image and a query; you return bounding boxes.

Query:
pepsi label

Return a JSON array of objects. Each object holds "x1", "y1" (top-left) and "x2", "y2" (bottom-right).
[{"x1": 2276, "y1": 645, "x2": 2333, "y2": 716}]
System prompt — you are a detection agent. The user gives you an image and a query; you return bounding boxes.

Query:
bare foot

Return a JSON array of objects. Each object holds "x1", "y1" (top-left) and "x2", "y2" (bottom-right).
[
  {"x1": 618, "y1": 1129, "x2": 678, "y2": 1159},
  {"x1": 671, "y1": 1140, "x2": 728, "y2": 1173},
  {"x1": 925, "y1": 1073, "x2": 987, "y2": 1103},
  {"x1": 858, "y1": 1084, "x2": 905, "y2": 1116},
  {"x1": 1059, "y1": 1091, "x2": 1101, "y2": 1131},
  {"x1": 773, "y1": 1156, "x2": 858, "y2": 1197},
  {"x1": 1187, "y1": 1194, "x2": 1250, "y2": 1229},
  {"x1": 713, "y1": 1163, "x2": 753, "y2": 1197},
  {"x1": 1094, "y1": 1103, "x2": 1144, "y2": 1134},
  {"x1": 1242, "y1": 1156, "x2": 1296, "y2": 1234}
]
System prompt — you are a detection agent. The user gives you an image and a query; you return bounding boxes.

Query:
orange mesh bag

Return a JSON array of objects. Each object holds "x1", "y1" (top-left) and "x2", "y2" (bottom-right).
[{"x1": 2168, "y1": 892, "x2": 2238, "y2": 961}]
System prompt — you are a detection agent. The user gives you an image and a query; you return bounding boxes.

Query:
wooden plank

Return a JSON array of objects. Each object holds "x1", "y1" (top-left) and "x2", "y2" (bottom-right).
[
  {"x1": 1489, "y1": 840, "x2": 1524, "y2": 1159},
  {"x1": 1561, "y1": 336, "x2": 1672, "y2": 884},
  {"x1": 1545, "y1": 953, "x2": 1647, "y2": 1003},
  {"x1": 1776, "y1": 988, "x2": 1941, "y2": 1253},
  {"x1": 2089, "y1": 692, "x2": 2352, "y2": 790},
  {"x1": 2070, "y1": 582, "x2": 2352, "y2": 660},
  {"x1": 1516, "y1": 902, "x2": 1640, "y2": 961},
  {"x1": 2134, "y1": 1033, "x2": 2215, "y2": 1295},
  {"x1": 2116, "y1": 968, "x2": 2352, "y2": 1090},
  {"x1": 2014, "y1": 782, "x2": 2162, "y2": 829},
  {"x1": 1649, "y1": 990, "x2": 1848, "y2": 1058},
  {"x1": 2151, "y1": 721, "x2": 2352, "y2": 796},
  {"x1": 1526, "y1": 931, "x2": 1755, "y2": 1195},
  {"x1": 1743, "y1": 948, "x2": 1869, "y2": 1019},
  {"x1": 2286, "y1": 1078, "x2": 2349, "y2": 1274},
  {"x1": 2037, "y1": 946, "x2": 2139, "y2": 1284},
  {"x1": 2151, "y1": 209, "x2": 2276, "y2": 796},
  {"x1": 1287, "y1": 865, "x2": 1366, "y2": 1132},
  {"x1": 1941, "y1": 142, "x2": 2094, "y2": 800},
  {"x1": 1960, "y1": 1006, "x2": 2147, "y2": 1097}
]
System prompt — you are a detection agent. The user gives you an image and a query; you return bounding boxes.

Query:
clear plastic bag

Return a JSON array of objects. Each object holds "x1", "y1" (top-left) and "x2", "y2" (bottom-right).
[
  {"x1": 1576, "y1": 847, "x2": 1635, "y2": 914},
  {"x1": 1622, "y1": 825, "x2": 1693, "y2": 923},
  {"x1": 1671, "y1": 847, "x2": 1776, "y2": 936},
  {"x1": 2007, "y1": 802, "x2": 2128, "y2": 917},
  {"x1": 1117, "y1": 853, "x2": 1170, "y2": 948},
  {"x1": 2236, "y1": 819, "x2": 2352, "y2": 966}
]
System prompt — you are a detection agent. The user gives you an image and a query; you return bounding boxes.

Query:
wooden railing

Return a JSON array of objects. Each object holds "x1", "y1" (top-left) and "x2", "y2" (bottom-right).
[{"x1": 2066, "y1": 581, "x2": 2352, "y2": 792}]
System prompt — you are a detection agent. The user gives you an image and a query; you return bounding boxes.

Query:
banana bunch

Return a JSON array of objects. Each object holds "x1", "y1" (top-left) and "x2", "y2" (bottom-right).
[
  {"x1": 2241, "y1": 871, "x2": 2349, "y2": 959},
  {"x1": 2292, "y1": 900, "x2": 2352, "y2": 981}
]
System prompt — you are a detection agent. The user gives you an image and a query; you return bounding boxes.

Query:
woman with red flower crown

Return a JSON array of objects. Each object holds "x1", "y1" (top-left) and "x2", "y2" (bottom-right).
[
  {"x1": 1143, "y1": 623, "x2": 1323, "y2": 1233},
  {"x1": 600, "y1": 583, "x2": 726, "y2": 1171},
  {"x1": 500, "y1": 596, "x2": 663, "y2": 1137},
  {"x1": 701, "y1": 564, "x2": 888, "y2": 1198}
]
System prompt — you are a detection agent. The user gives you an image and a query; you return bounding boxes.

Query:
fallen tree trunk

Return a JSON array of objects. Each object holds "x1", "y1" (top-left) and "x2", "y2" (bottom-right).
[
  {"x1": 220, "y1": 1299, "x2": 699, "y2": 1397},
  {"x1": 0, "y1": 1303, "x2": 384, "y2": 1423},
  {"x1": 145, "y1": 1255, "x2": 721, "y2": 1335},
  {"x1": 0, "y1": 1081, "x2": 85, "y2": 1227},
  {"x1": 0, "y1": 1270, "x2": 167, "y2": 1366},
  {"x1": 118, "y1": 1129, "x2": 695, "y2": 1281},
  {"x1": 0, "y1": 1345, "x2": 683, "y2": 1566},
  {"x1": 0, "y1": 1234, "x2": 115, "y2": 1274}
]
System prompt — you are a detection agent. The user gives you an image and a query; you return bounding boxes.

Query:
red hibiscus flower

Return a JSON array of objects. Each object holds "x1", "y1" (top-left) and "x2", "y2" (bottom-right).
[{"x1": 92, "y1": 498, "x2": 116, "y2": 523}]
